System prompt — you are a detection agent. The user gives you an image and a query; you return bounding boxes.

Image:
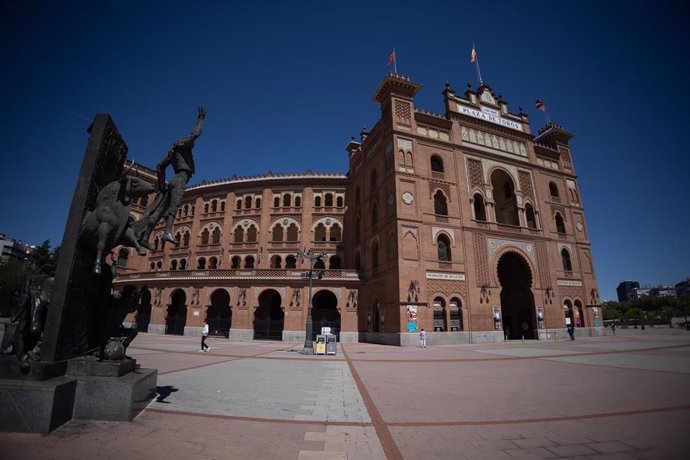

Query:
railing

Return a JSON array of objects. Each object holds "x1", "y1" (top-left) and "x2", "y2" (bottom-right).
[
  {"x1": 496, "y1": 223, "x2": 523, "y2": 234},
  {"x1": 115, "y1": 268, "x2": 361, "y2": 282}
]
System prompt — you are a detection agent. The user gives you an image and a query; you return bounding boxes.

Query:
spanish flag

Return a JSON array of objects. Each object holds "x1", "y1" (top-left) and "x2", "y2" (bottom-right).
[
  {"x1": 470, "y1": 46, "x2": 477, "y2": 63},
  {"x1": 388, "y1": 49, "x2": 396, "y2": 66}
]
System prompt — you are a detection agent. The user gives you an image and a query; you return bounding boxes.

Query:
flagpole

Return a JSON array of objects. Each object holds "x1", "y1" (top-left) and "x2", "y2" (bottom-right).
[
  {"x1": 394, "y1": 48, "x2": 398, "y2": 74},
  {"x1": 473, "y1": 41, "x2": 483, "y2": 85}
]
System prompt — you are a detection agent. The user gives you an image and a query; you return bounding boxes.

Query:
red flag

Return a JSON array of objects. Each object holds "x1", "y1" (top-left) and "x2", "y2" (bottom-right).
[
  {"x1": 470, "y1": 47, "x2": 477, "y2": 63},
  {"x1": 535, "y1": 99, "x2": 546, "y2": 112},
  {"x1": 388, "y1": 49, "x2": 396, "y2": 66}
]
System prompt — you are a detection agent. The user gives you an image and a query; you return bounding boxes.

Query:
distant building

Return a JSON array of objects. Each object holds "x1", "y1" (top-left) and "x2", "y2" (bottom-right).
[
  {"x1": 634, "y1": 286, "x2": 677, "y2": 299},
  {"x1": 0, "y1": 233, "x2": 31, "y2": 263},
  {"x1": 676, "y1": 279, "x2": 690, "y2": 298},
  {"x1": 617, "y1": 280, "x2": 639, "y2": 302}
]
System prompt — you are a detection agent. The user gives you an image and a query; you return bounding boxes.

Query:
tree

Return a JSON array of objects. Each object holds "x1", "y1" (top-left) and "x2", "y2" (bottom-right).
[{"x1": 0, "y1": 258, "x2": 25, "y2": 316}]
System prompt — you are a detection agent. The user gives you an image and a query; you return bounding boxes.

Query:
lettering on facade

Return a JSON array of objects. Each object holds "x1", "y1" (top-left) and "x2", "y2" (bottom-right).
[
  {"x1": 457, "y1": 104, "x2": 523, "y2": 131},
  {"x1": 557, "y1": 279, "x2": 583, "y2": 287},
  {"x1": 426, "y1": 272, "x2": 466, "y2": 281}
]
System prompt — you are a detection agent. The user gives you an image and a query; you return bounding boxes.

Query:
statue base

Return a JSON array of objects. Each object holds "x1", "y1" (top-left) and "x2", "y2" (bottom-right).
[{"x1": 0, "y1": 375, "x2": 77, "y2": 433}]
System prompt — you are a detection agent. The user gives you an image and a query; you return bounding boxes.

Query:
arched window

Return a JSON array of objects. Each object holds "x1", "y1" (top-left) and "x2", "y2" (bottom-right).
[
  {"x1": 286, "y1": 224, "x2": 299, "y2": 241},
  {"x1": 179, "y1": 258, "x2": 187, "y2": 270},
  {"x1": 140, "y1": 195, "x2": 149, "y2": 207},
  {"x1": 315, "y1": 223, "x2": 327, "y2": 242},
  {"x1": 314, "y1": 196, "x2": 322, "y2": 207},
  {"x1": 294, "y1": 196, "x2": 301, "y2": 207},
  {"x1": 336, "y1": 196, "x2": 343, "y2": 207},
  {"x1": 273, "y1": 224, "x2": 284, "y2": 242},
  {"x1": 231, "y1": 256, "x2": 241, "y2": 268},
  {"x1": 204, "y1": 203, "x2": 209, "y2": 214},
  {"x1": 149, "y1": 262, "x2": 155, "y2": 271},
  {"x1": 156, "y1": 261, "x2": 162, "y2": 270},
  {"x1": 255, "y1": 197, "x2": 262, "y2": 208},
  {"x1": 209, "y1": 257, "x2": 218, "y2": 269},
  {"x1": 491, "y1": 170, "x2": 519, "y2": 225},
  {"x1": 175, "y1": 231, "x2": 182, "y2": 244},
  {"x1": 325, "y1": 193, "x2": 333, "y2": 207},
  {"x1": 314, "y1": 259, "x2": 325, "y2": 270},
  {"x1": 433, "y1": 297, "x2": 447, "y2": 332},
  {"x1": 234, "y1": 227, "x2": 245, "y2": 243},
  {"x1": 434, "y1": 190, "x2": 448, "y2": 216},
  {"x1": 549, "y1": 182, "x2": 560, "y2": 199},
  {"x1": 329, "y1": 256, "x2": 341, "y2": 269},
  {"x1": 197, "y1": 257, "x2": 206, "y2": 269},
  {"x1": 183, "y1": 204, "x2": 188, "y2": 217},
  {"x1": 370, "y1": 170, "x2": 378, "y2": 191},
  {"x1": 244, "y1": 196, "x2": 252, "y2": 209},
  {"x1": 244, "y1": 256, "x2": 255, "y2": 269},
  {"x1": 211, "y1": 200, "x2": 218, "y2": 213},
  {"x1": 473, "y1": 193, "x2": 486, "y2": 221},
  {"x1": 190, "y1": 205, "x2": 195, "y2": 215},
  {"x1": 271, "y1": 255, "x2": 282, "y2": 268},
  {"x1": 555, "y1": 212, "x2": 566, "y2": 234},
  {"x1": 371, "y1": 241, "x2": 379, "y2": 268},
  {"x1": 246, "y1": 225, "x2": 257, "y2": 242},
  {"x1": 200, "y1": 229, "x2": 210, "y2": 245},
  {"x1": 236, "y1": 199, "x2": 242, "y2": 210},
  {"x1": 273, "y1": 196, "x2": 280, "y2": 207},
  {"x1": 183, "y1": 231, "x2": 190, "y2": 247},
  {"x1": 116, "y1": 248, "x2": 129, "y2": 268},
  {"x1": 525, "y1": 203, "x2": 537, "y2": 229},
  {"x1": 170, "y1": 259, "x2": 178, "y2": 270},
  {"x1": 430, "y1": 155, "x2": 444, "y2": 173},
  {"x1": 220, "y1": 201, "x2": 225, "y2": 212},
  {"x1": 285, "y1": 255, "x2": 297, "y2": 268},
  {"x1": 330, "y1": 223, "x2": 342, "y2": 242},
  {"x1": 437, "y1": 234, "x2": 451, "y2": 261},
  {"x1": 561, "y1": 248, "x2": 572, "y2": 271},
  {"x1": 371, "y1": 202, "x2": 378, "y2": 225},
  {"x1": 211, "y1": 227, "x2": 221, "y2": 245},
  {"x1": 283, "y1": 194, "x2": 291, "y2": 207}
]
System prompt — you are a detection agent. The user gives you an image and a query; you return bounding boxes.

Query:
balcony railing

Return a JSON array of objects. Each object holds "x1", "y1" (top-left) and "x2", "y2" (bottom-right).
[{"x1": 115, "y1": 268, "x2": 361, "y2": 283}]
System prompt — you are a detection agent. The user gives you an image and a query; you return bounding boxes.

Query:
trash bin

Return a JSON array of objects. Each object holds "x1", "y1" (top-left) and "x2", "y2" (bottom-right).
[
  {"x1": 315, "y1": 335, "x2": 327, "y2": 355},
  {"x1": 325, "y1": 334, "x2": 337, "y2": 355}
]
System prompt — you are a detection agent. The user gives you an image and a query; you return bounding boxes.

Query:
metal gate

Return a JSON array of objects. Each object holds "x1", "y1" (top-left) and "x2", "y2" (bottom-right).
[
  {"x1": 208, "y1": 317, "x2": 230, "y2": 338},
  {"x1": 136, "y1": 314, "x2": 151, "y2": 332},
  {"x1": 254, "y1": 319, "x2": 283, "y2": 341},
  {"x1": 166, "y1": 315, "x2": 186, "y2": 335}
]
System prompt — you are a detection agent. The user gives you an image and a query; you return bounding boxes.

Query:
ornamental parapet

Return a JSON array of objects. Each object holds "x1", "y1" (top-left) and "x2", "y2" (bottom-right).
[{"x1": 114, "y1": 268, "x2": 362, "y2": 284}]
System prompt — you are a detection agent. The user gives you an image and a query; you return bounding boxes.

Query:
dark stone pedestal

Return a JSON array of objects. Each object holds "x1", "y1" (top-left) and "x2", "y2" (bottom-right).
[
  {"x1": 0, "y1": 376, "x2": 76, "y2": 433},
  {"x1": 67, "y1": 357, "x2": 137, "y2": 377},
  {"x1": 71, "y1": 367, "x2": 158, "y2": 421}
]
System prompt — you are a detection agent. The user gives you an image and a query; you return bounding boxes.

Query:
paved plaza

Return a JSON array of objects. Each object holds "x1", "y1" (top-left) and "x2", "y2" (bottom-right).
[{"x1": 2, "y1": 327, "x2": 690, "y2": 459}]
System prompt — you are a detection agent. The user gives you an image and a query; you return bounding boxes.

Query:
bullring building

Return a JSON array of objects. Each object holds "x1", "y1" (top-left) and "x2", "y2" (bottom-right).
[{"x1": 117, "y1": 73, "x2": 603, "y2": 345}]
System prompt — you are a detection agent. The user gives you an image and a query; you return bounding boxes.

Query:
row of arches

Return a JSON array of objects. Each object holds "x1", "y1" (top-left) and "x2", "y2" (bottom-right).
[
  {"x1": 135, "y1": 288, "x2": 340, "y2": 341},
  {"x1": 146, "y1": 254, "x2": 344, "y2": 271}
]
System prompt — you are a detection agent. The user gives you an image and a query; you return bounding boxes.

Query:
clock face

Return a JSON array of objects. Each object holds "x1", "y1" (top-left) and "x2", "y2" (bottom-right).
[
  {"x1": 576, "y1": 222, "x2": 583, "y2": 232},
  {"x1": 402, "y1": 192, "x2": 414, "y2": 204}
]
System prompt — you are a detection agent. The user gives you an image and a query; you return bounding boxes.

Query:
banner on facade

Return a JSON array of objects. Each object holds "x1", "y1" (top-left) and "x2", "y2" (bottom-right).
[{"x1": 406, "y1": 305, "x2": 418, "y2": 332}]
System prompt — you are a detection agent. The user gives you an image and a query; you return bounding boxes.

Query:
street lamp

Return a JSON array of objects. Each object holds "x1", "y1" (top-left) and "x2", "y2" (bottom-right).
[{"x1": 297, "y1": 248, "x2": 329, "y2": 354}]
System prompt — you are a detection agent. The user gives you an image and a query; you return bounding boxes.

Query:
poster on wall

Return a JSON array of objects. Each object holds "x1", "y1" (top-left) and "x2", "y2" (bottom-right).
[{"x1": 406, "y1": 305, "x2": 418, "y2": 332}]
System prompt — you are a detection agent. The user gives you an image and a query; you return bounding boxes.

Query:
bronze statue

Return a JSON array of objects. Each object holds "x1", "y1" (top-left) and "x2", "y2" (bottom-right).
[{"x1": 135, "y1": 107, "x2": 206, "y2": 248}]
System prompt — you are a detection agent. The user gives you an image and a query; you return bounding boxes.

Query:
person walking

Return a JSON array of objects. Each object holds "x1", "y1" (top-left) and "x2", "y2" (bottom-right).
[
  {"x1": 419, "y1": 328, "x2": 427, "y2": 348},
  {"x1": 567, "y1": 325, "x2": 575, "y2": 341},
  {"x1": 200, "y1": 321, "x2": 210, "y2": 352},
  {"x1": 611, "y1": 323, "x2": 616, "y2": 336}
]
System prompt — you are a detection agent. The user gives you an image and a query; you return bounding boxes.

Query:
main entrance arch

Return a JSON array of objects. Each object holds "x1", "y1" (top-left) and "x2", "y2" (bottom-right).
[
  {"x1": 166, "y1": 289, "x2": 187, "y2": 335},
  {"x1": 254, "y1": 289, "x2": 284, "y2": 341},
  {"x1": 498, "y1": 252, "x2": 537, "y2": 339},
  {"x1": 207, "y1": 289, "x2": 231, "y2": 338},
  {"x1": 312, "y1": 290, "x2": 340, "y2": 339}
]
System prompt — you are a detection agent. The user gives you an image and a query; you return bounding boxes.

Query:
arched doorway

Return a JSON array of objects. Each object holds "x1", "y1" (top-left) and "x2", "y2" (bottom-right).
[
  {"x1": 312, "y1": 290, "x2": 340, "y2": 340},
  {"x1": 498, "y1": 252, "x2": 536, "y2": 339},
  {"x1": 371, "y1": 299, "x2": 380, "y2": 332},
  {"x1": 207, "y1": 289, "x2": 231, "y2": 338},
  {"x1": 254, "y1": 289, "x2": 284, "y2": 340},
  {"x1": 574, "y1": 300, "x2": 585, "y2": 327},
  {"x1": 136, "y1": 287, "x2": 152, "y2": 332},
  {"x1": 433, "y1": 297, "x2": 447, "y2": 331},
  {"x1": 166, "y1": 289, "x2": 187, "y2": 335}
]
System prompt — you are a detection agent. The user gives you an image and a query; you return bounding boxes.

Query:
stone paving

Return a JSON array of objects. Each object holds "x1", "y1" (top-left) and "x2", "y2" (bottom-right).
[{"x1": 1, "y1": 327, "x2": 689, "y2": 459}]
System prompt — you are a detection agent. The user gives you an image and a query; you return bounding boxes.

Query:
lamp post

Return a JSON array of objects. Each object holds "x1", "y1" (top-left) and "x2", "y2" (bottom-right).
[{"x1": 297, "y1": 248, "x2": 329, "y2": 354}]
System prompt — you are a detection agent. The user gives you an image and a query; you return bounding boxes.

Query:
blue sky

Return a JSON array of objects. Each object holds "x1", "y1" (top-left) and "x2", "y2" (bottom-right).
[{"x1": 1, "y1": 0, "x2": 688, "y2": 300}]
